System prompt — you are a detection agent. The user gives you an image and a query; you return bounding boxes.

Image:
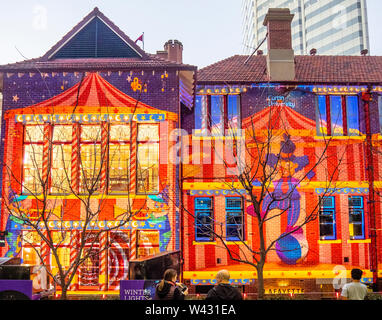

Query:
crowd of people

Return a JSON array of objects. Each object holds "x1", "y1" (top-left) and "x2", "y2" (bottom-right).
[{"x1": 153, "y1": 268, "x2": 369, "y2": 301}]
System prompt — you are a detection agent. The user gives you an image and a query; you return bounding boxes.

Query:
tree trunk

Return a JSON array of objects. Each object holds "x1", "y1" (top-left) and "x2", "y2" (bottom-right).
[
  {"x1": 256, "y1": 262, "x2": 265, "y2": 300},
  {"x1": 60, "y1": 284, "x2": 68, "y2": 300},
  {"x1": 257, "y1": 219, "x2": 266, "y2": 300}
]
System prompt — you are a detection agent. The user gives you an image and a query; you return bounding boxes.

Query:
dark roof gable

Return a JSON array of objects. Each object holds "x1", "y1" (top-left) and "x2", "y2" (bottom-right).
[
  {"x1": 50, "y1": 17, "x2": 141, "y2": 59},
  {"x1": 42, "y1": 7, "x2": 147, "y2": 61},
  {"x1": 0, "y1": 7, "x2": 198, "y2": 71}
]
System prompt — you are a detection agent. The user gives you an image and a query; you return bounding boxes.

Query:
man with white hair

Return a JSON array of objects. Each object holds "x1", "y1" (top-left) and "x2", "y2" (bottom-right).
[{"x1": 205, "y1": 269, "x2": 243, "y2": 301}]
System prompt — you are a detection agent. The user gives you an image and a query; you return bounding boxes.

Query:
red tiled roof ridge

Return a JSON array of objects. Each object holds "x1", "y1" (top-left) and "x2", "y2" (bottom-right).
[
  {"x1": 200, "y1": 54, "x2": 247, "y2": 71},
  {"x1": 197, "y1": 54, "x2": 382, "y2": 84}
]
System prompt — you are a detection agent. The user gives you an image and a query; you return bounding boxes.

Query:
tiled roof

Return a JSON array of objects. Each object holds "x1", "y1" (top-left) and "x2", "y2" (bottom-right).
[
  {"x1": 0, "y1": 55, "x2": 196, "y2": 71},
  {"x1": 197, "y1": 55, "x2": 382, "y2": 84}
]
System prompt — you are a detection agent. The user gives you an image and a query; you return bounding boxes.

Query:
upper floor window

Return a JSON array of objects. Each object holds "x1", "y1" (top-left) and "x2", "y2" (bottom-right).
[
  {"x1": 378, "y1": 95, "x2": 382, "y2": 133},
  {"x1": 319, "y1": 196, "x2": 336, "y2": 240},
  {"x1": 349, "y1": 196, "x2": 365, "y2": 240},
  {"x1": 316, "y1": 95, "x2": 360, "y2": 136},
  {"x1": 195, "y1": 197, "x2": 214, "y2": 242},
  {"x1": 23, "y1": 125, "x2": 44, "y2": 194},
  {"x1": 194, "y1": 95, "x2": 241, "y2": 136},
  {"x1": 51, "y1": 125, "x2": 72, "y2": 194},
  {"x1": 80, "y1": 125, "x2": 102, "y2": 192},
  {"x1": 225, "y1": 197, "x2": 244, "y2": 241},
  {"x1": 109, "y1": 124, "x2": 130, "y2": 193},
  {"x1": 137, "y1": 124, "x2": 159, "y2": 194}
]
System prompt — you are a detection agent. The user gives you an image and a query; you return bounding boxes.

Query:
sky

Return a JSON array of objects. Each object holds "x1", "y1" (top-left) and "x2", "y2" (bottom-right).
[{"x1": 0, "y1": 0, "x2": 381, "y2": 69}]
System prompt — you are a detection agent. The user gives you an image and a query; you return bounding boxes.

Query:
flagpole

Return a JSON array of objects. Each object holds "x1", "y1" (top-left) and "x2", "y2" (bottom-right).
[{"x1": 143, "y1": 32, "x2": 145, "y2": 51}]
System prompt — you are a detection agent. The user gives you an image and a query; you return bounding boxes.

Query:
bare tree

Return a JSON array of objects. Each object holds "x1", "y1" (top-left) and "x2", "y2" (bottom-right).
[{"x1": 174, "y1": 87, "x2": 348, "y2": 299}]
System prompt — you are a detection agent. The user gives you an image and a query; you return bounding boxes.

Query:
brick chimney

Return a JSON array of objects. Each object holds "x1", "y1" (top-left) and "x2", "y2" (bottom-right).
[
  {"x1": 263, "y1": 8, "x2": 295, "y2": 81},
  {"x1": 156, "y1": 39, "x2": 183, "y2": 63}
]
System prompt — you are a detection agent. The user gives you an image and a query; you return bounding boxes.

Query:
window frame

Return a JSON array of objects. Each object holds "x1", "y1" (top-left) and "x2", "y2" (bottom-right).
[
  {"x1": 108, "y1": 123, "x2": 131, "y2": 194},
  {"x1": 194, "y1": 94, "x2": 241, "y2": 136},
  {"x1": 348, "y1": 196, "x2": 365, "y2": 240},
  {"x1": 319, "y1": 196, "x2": 337, "y2": 240},
  {"x1": 50, "y1": 124, "x2": 73, "y2": 195},
  {"x1": 316, "y1": 95, "x2": 360, "y2": 137},
  {"x1": 136, "y1": 123, "x2": 160, "y2": 195},
  {"x1": 22, "y1": 125, "x2": 45, "y2": 195},
  {"x1": 79, "y1": 124, "x2": 102, "y2": 193},
  {"x1": 225, "y1": 197, "x2": 245, "y2": 241},
  {"x1": 378, "y1": 95, "x2": 382, "y2": 134},
  {"x1": 194, "y1": 197, "x2": 214, "y2": 242}
]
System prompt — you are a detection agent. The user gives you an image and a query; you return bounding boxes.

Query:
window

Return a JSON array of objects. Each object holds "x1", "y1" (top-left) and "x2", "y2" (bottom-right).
[
  {"x1": 109, "y1": 124, "x2": 130, "y2": 192},
  {"x1": 226, "y1": 197, "x2": 244, "y2": 241},
  {"x1": 79, "y1": 232, "x2": 100, "y2": 287},
  {"x1": 23, "y1": 125, "x2": 44, "y2": 194},
  {"x1": 80, "y1": 125, "x2": 102, "y2": 192},
  {"x1": 194, "y1": 95, "x2": 241, "y2": 136},
  {"x1": 346, "y1": 96, "x2": 360, "y2": 136},
  {"x1": 51, "y1": 125, "x2": 72, "y2": 194},
  {"x1": 195, "y1": 197, "x2": 214, "y2": 242},
  {"x1": 316, "y1": 95, "x2": 360, "y2": 136},
  {"x1": 137, "y1": 230, "x2": 160, "y2": 258},
  {"x1": 109, "y1": 231, "x2": 130, "y2": 287},
  {"x1": 319, "y1": 196, "x2": 336, "y2": 240},
  {"x1": 194, "y1": 95, "x2": 208, "y2": 135},
  {"x1": 349, "y1": 196, "x2": 365, "y2": 240},
  {"x1": 211, "y1": 95, "x2": 224, "y2": 136},
  {"x1": 51, "y1": 231, "x2": 70, "y2": 269},
  {"x1": 227, "y1": 95, "x2": 241, "y2": 133},
  {"x1": 137, "y1": 124, "x2": 159, "y2": 194},
  {"x1": 378, "y1": 96, "x2": 382, "y2": 133},
  {"x1": 22, "y1": 231, "x2": 41, "y2": 265}
]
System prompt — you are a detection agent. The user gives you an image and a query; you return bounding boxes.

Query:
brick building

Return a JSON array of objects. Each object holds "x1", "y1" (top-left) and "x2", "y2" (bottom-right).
[
  {"x1": 0, "y1": 7, "x2": 196, "y2": 291},
  {"x1": 181, "y1": 8, "x2": 382, "y2": 296},
  {"x1": 1, "y1": 6, "x2": 382, "y2": 297}
]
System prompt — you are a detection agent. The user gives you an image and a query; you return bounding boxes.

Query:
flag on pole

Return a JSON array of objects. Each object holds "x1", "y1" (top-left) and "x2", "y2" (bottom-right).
[{"x1": 135, "y1": 32, "x2": 144, "y2": 50}]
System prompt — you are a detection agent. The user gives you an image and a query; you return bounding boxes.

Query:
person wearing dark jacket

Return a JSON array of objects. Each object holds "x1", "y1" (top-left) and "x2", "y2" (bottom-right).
[
  {"x1": 154, "y1": 268, "x2": 188, "y2": 300},
  {"x1": 206, "y1": 270, "x2": 243, "y2": 301}
]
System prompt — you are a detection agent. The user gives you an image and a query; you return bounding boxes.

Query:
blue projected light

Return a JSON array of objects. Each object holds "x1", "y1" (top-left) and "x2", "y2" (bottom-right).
[{"x1": 346, "y1": 96, "x2": 360, "y2": 136}]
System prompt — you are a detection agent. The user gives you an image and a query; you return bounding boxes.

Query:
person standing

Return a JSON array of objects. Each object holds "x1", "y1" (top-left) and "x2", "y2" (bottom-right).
[
  {"x1": 341, "y1": 268, "x2": 368, "y2": 300},
  {"x1": 154, "y1": 268, "x2": 188, "y2": 300},
  {"x1": 206, "y1": 270, "x2": 243, "y2": 301}
]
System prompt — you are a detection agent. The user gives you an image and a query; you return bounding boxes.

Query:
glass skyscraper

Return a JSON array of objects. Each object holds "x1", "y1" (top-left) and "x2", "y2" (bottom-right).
[{"x1": 242, "y1": 0, "x2": 370, "y2": 55}]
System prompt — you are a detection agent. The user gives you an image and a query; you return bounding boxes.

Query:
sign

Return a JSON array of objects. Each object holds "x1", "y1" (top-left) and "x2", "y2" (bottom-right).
[
  {"x1": 267, "y1": 96, "x2": 295, "y2": 108},
  {"x1": 120, "y1": 280, "x2": 160, "y2": 300},
  {"x1": 265, "y1": 287, "x2": 305, "y2": 295}
]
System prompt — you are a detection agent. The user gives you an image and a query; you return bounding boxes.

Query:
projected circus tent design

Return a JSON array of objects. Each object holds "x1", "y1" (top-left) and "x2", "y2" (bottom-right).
[
  {"x1": 243, "y1": 104, "x2": 319, "y2": 265},
  {"x1": 2, "y1": 71, "x2": 178, "y2": 290},
  {"x1": 8, "y1": 72, "x2": 174, "y2": 124}
]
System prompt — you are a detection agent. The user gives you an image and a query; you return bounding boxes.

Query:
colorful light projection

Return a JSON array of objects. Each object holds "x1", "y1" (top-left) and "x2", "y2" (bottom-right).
[
  {"x1": 246, "y1": 134, "x2": 314, "y2": 265},
  {"x1": 15, "y1": 113, "x2": 166, "y2": 124}
]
